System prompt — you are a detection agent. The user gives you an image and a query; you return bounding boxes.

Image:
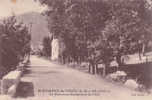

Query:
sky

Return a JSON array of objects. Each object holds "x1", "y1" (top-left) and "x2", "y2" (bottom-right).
[{"x1": 0, "y1": 0, "x2": 47, "y2": 19}]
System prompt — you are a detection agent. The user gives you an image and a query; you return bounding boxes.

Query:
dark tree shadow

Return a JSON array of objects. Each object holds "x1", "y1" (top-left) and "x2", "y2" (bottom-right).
[{"x1": 23, "y1": 68, "x2": 32, "y2": 75}]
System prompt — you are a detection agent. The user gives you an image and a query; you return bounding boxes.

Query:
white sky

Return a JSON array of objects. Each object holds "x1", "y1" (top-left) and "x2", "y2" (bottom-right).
[{"x1": 0, "y1": 0, "x2": 47, "y2": 19}]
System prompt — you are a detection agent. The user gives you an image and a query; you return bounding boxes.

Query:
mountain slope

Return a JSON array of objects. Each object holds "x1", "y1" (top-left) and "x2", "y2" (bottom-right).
[{"x1": 17, "y1": 12, "x2": 50, "y2": 47}]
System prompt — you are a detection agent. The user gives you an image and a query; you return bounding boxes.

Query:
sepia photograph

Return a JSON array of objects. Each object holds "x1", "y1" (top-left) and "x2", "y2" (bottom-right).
[{"x1": 0, "y1": 0, "x2": 152, "y2": 100}]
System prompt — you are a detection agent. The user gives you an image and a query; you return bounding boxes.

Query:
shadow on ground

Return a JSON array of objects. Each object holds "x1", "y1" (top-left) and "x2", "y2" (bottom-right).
[
  {"x1": 16, "y1": 81, "x2": 34, "y2": 97},
  {"x1": 23, "y1": 68, "x2": 32, "y2": 75}
]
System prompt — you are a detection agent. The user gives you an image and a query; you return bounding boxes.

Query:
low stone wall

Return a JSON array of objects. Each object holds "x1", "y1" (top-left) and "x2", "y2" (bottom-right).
[{"x1": 1, "y1": 70, "x2": 22, "y2": 97}]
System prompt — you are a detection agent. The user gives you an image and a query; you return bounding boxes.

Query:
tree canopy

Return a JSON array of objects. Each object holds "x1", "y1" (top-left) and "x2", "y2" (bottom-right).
[
  {"x1": 0, "y1": 16, "x2": 31, "y2": 78},
  {"x1": 38, "y1": 0, "x2": 152, "y2": 75}
]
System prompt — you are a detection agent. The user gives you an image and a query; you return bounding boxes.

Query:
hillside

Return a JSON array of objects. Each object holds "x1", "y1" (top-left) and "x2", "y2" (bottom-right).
[{"x1": 17, "y1": 12, "x2": 50, "y2": 48}]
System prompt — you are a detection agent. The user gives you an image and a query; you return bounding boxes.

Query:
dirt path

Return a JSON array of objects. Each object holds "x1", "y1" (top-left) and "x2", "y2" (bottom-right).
[{"x1": 12, "y1": 56, "x2": 151, "y2": 100}]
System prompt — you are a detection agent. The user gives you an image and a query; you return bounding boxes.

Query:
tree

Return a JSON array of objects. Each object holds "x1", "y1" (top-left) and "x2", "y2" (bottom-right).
[
  {"x1": 103, "y1": 0, "x2": 152, "y2": 65},
  {"x1": 42, "y1": 36, "x2": 52, "y2": 57},
  {"x1": 38, "y1": 0, "x2": 112, "y2": 75},
  {"x1": 38, "y1": 0, "x2": 152, "y2": 76},
  {"x1": 0, "y1": 16, "x2": 30, "y2": 78}
]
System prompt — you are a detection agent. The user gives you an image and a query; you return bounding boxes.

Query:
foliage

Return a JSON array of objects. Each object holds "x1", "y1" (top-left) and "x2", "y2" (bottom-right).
[
  {"x1": 0, "y1": 16, "x2": 30, "y2": 78},
  {"x1": 42, "y1": 36, "x2": 52, "y2": 57},
  {"x1": 38, "y1": 0, "x2": 152, "y2": 75},
  {"x1": 103, "y1": 0, "x2": 152, "y2": 65}
]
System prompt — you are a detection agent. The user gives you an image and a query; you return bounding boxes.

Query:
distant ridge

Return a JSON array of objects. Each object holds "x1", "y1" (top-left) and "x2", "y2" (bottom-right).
[{"x1": 16, "y1": 12, "x2": 50, "y2": 48}]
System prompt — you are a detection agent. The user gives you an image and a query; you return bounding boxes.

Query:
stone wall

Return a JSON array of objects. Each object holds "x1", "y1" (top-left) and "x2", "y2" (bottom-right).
[{"x1": 1, "y1": 70, "x2": 22, "y2": 97}]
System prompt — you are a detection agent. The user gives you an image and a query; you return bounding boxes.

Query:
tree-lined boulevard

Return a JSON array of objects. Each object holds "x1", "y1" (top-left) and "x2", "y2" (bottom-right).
[
  {"x1": 16, "y1": 56, "x2": 151, "y2": 99},
  {"x1": 0, "y1": 0, "x2": 152, "y2": 99}
]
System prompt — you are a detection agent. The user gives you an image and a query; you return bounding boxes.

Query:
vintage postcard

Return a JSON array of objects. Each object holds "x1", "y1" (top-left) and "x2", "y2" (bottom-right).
[{"x1": 0, "y1": 0, "x2": 152, "y2": 100}]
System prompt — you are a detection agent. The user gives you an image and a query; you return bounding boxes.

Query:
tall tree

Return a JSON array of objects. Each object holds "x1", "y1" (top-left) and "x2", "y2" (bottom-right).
[
  {"x1": 42, "y1": 36, "x2": 52, "y2": 57},
  {"x1": 0, "y1": 16, "x2": 30, "y2": 78},
  {"x1": 103, "y1": 0, "x2": 152, "y2": 65},
  {"x1": 38, "y1": 0, "x2": 152, "y2": 75}
]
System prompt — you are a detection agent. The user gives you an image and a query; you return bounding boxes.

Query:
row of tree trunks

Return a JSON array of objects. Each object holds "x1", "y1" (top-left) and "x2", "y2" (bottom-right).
[{"x1": 88, "y1": 62, "x2": 108, "y2": 77}]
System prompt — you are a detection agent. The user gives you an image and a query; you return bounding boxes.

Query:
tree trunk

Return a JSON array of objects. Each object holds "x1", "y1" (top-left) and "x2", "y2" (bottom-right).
[
  {"x1": 139, "y1": 51, "x2": 142, "y2": 60},
  {"x1": 102, "y1": 63, "x2": 109, "y2": 77},
  {"x1": 103, "y1": 66, "x2": 106, "y2": 77},
  {"x1": 116, "y1": 54, "x2": 122, "y2": 67},
  {"x1": 142, "y1": 43, "x2": 145, "y2": 56},
  {"x1": 96, "y1": 64, "x2": 99, "y2": 74},
  {"x1": 138, "y1": 41, "x2": 142, "y2": 60},
  {"x1": 63, "y1": 55, "x2": 66, "y2": 64},
  {"x1": 89, "y1": 61, "x2": 95, "y2": 74},
  {"x1": 92, "y1": 63, "x2": 95, "y2": 74},
  {"x1": 88, "y1": 63, "x2": 91, "y2": 73}
]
